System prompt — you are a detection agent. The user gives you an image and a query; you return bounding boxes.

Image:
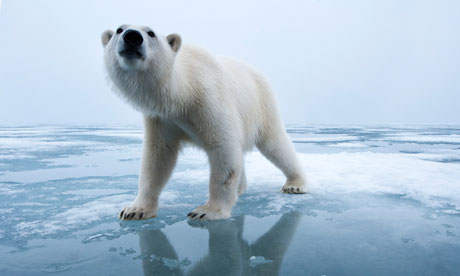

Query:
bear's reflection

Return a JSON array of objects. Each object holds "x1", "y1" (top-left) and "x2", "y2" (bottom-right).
[{"x1": 138, "y1": 212, "x2": 302, "y2": 276}]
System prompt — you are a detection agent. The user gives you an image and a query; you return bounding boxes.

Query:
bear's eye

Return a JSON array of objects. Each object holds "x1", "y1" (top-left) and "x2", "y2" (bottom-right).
[
  {"x1": 116, "y1": 28, "x2": 123, "y2": 34},
  {"x1": 147, "y1": 31, "x2": 155, "y2": 38}
]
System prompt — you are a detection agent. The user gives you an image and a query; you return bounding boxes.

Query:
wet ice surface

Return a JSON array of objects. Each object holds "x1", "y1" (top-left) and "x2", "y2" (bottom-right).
[{"x1": 1, "y1": 125, "x2": 460, "y2": 275}]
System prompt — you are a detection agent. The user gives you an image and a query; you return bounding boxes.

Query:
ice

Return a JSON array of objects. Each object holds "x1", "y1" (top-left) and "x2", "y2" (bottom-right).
[
  {"x1": 249, "y1": 256, "x2": 273, "y2": 267},
  {"x1": 326, "y1": 142, "x2": 369, "y2": 148},
  {"x1": 291, "y1": 135, "x2": 359, "y2": 143},
  {"x1": 1, "y1": 125, "x2": 460, "y2": 275},
  {"x1": 388, "y1": 134, "x2": 460, "y2": 144},
  {"x1": 62, "y1": 189, "x2": 129, "y2": 196}
]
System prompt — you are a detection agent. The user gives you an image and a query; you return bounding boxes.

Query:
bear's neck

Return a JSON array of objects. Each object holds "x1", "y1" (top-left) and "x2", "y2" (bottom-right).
[{"x1": 114, "y1": 65, "x2": 191, "y2": 118}]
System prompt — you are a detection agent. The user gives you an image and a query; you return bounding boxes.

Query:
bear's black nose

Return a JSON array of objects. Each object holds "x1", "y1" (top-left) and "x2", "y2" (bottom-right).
[{"x1": 123, "y1": 30, "x2": 143, "y2": 47}]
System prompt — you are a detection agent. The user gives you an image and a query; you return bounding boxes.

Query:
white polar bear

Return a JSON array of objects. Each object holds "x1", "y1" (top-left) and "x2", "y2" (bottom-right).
[{"x1": 101, "y1": 24, "x2": 307, "y2": 221}]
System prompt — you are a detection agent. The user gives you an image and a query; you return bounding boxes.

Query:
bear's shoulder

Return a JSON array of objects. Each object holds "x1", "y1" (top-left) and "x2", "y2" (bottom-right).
[{"x1": 176, "y1": 44, "x2": 222, "y2": 72}]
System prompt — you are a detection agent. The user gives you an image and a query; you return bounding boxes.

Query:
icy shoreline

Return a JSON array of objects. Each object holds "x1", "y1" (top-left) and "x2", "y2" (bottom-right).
[{"x1": 1, "y1": 125, "x2": 460, "y2": 275}]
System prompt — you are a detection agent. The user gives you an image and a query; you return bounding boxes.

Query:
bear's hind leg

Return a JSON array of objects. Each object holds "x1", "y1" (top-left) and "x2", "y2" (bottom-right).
[
  {"x1": 257, "y1": 131, "x2": 307, "y2": 194},
  {"x1": 238, "y1": 165, "x2": 247, "y2": 196}
]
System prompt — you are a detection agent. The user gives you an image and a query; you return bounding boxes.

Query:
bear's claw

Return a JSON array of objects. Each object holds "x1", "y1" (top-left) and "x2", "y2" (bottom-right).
[
  {"x1": 187, "y1": 205, "x2": 230, "y2": 221},
  {"x1": 119, "y1": 206, "x2": 155, "y2": 220},
  {"x1": 281, "y1": 185, "x2": 306, "y2": 194},
  {"x1": 187, "y1": 212, "x2": 206, "y2": 219}
]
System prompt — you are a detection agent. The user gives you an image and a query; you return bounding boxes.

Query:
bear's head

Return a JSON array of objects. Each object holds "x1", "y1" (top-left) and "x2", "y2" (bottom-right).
[{"x1": 101, "y1": 24, "x2": 181, "y2": 73}]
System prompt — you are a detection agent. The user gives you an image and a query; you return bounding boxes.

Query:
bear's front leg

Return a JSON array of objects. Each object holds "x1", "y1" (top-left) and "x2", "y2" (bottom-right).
[
  {"x1": 120, "y1": 117, "x2": 181, "y2": 220},
  {"x1": 188, "y1": 147, "x2": 243, "y2": 220}
]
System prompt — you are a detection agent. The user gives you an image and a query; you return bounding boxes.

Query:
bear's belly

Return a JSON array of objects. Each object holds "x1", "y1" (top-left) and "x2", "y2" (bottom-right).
[{"x1": 171, "y1": 119, "x2": 207, "y2": 149}]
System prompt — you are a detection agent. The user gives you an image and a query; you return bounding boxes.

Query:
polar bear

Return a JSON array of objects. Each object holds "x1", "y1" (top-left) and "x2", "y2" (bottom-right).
[{"x1": 101, "y1": 24, "x2": 307, "y2": 221}]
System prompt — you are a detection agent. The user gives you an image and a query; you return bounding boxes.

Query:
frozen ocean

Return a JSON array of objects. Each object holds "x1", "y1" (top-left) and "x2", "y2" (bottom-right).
[{"x1": 1, "y1": 125, "x2": 460, "y2": 275}]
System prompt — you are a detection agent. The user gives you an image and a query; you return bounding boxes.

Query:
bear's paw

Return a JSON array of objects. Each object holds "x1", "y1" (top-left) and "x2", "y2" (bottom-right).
[
  {"x1": 187, "y1": 205, "x2": 231, "y2": 221},
  {"x1": 281, "y1": 177, "x2": 307, "y2": 194}
]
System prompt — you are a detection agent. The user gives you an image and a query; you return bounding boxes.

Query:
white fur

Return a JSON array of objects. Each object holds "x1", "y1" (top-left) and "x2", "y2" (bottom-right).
[{"x1": 102, "y1": 25, "x2": 307, "y2": 221}]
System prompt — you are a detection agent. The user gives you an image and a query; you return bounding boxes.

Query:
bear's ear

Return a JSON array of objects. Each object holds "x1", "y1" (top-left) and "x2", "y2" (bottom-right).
[
  {"x1": 101, "y1": 30, "x2": 114, "y2": 47},
  {"x1": 167, "y1": 33, "x2": 182, "y2": 52}
]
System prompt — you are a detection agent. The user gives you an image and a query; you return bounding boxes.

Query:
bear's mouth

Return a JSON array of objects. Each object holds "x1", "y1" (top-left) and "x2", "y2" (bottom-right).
[{"x1": 119, "y1": 49, "x2": 144, "y2": 59}]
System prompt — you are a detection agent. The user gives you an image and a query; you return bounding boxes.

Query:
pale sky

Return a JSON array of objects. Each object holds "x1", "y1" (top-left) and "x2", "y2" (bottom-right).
[{"x1": 0, "y1": 0, "x2": 459, "y2": 125}]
